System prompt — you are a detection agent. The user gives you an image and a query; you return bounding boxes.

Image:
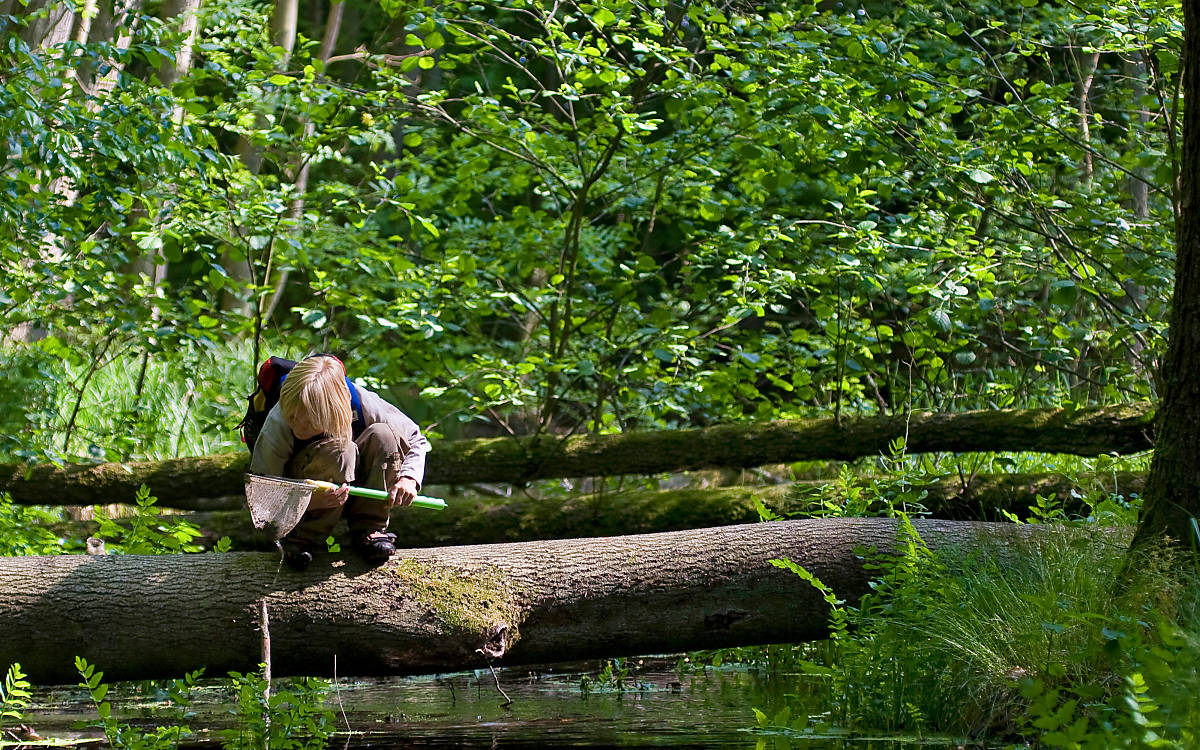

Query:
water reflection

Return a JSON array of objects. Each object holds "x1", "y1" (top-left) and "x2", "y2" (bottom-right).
[{"x1": 23, "y1": 659, "x2": 968, "y2": 749}]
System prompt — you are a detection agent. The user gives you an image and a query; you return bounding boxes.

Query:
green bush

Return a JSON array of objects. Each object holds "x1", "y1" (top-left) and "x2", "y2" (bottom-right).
[{"x1": 766, "y1": 517, "x2": 1199, "y2": 745}]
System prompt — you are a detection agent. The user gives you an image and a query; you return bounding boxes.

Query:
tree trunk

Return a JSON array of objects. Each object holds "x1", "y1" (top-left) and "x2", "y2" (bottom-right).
[
  {"x1": 121, "y1": 0, "x2": 202, "y2": 286},
  {"x1": 45, "y1": 471, "x2": 1148, "y2": 552},
  {"x1": 20, "y1": 0, "x2": 76, "y2": 50},
  {"x1": 158, "y1": 0, "x2": 203, "y2": 122},
  {"x1": 1074, "y1": 49, "x2": 1100, "y2": 184},
  {"x1": 0, "y1": 403, "x2": 1154, "y2": 508},
  {"x1": 1127, "y1": 57, "x2": 1152, "y2": 219},
  {"x1": 1134, "y1": 0, "x2": 1200, "y2": 548},
  {"x1": 86, "y1": 0, "x2": 143, "y2": 98},
  {"x1": 222, "y1": 0, "x2": 299, "y2": 319},
  {"x1": 13, "y1": 0, "x2": 93, "y2": 345},
  {"x1": 261, "y1": 0, "x2": 345, "y2": 322},
  {"x1": 0, "y1": 518, "x2": 1066, "y2": 685}
]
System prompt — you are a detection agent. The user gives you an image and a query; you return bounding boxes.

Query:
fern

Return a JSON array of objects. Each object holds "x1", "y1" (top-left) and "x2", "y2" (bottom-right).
[{"x1": 0, "y1": 662, "x2": 31, "y2": 732}]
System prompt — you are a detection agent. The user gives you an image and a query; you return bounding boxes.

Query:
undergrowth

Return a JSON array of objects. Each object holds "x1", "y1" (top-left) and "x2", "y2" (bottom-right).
[
  {"x1": 220, "y1": 670, "x2": 337, "y2": 750},
  {"x1": 0, "y1": 664, "x2": 31, "y2": 743},
  {"x1": 752, "y1": 486, "x2": 1199, "y2": 748},
  {"x1": 0, "y1": 337, "x2": 280, "y2": 465},
  {"x1": 91, "y1": 484, "x2": 207, "y2": 555}
]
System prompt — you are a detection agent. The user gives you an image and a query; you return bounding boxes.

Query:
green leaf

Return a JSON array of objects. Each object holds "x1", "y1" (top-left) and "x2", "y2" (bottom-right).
[
  {"x1": 268, "y1": 74, "x2": 291, "y2": 86},
  {"x1": 1049, "y1": 281, "x2": 1078, "y2": 306},
  {"x1": 930, "y1": 309, "x2": 952, "y2": 332},
  {"x1": 593, "y1": 8, "x2": 617, "y2": 27},
  {"x1": 301, "y1": 309, "x2": 327, "y2": 328},
  {"x1": 967, "y1": 168, "x2": 995, "y2": 184}
]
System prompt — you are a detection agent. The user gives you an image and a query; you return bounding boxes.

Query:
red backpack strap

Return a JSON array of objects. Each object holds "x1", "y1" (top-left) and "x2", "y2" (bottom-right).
[{"x1": 259, "y1": 356, "x2": 297, "y2": 393}]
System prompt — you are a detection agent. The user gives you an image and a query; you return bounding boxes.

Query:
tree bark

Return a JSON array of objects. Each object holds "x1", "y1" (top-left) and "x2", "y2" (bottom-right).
[
  {"x1": 222, "y1": 0, "x2": 300, "y2": 319},
  {"x1": 158, "y1": 0, "x2": 203, "y2": 124},
  {"x1": 0, "y1": 403, "x2": 1154, "y2": 508},
  {"x1": 19, "y1": 0, "x2": 76, "y2": 50},
  {"x1": 86, "y1": 0, "x2": 143, "y2": 99},
  {"x1": 1134, "y1": 0, "x2": 1200, "y2": 548},
  {"x1": 45, "y1": 471, "x2": 1148, "y2": 552},
  {"x1": 261, "y1": 0, "x2": 345, "y2": 322},
  {"x1": 0, "y1": 518, "x2": 1069, "y2": 685},
  {"x1": 1074, "y1": 49, "x2": 1100, "y2": 184}
]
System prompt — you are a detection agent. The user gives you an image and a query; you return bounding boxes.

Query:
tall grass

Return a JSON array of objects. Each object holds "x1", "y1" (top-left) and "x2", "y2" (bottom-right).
[
  {"x1": 762, "y1": 514, "x2": 1199, "y2": 747},
  {"x1": 0, "y1": 338, "x2": 308, "y2": 464}
]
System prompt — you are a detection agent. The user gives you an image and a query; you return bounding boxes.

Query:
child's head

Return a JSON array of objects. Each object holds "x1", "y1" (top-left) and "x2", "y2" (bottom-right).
[{"x1": 278, "y1": 355, "x2": 353, "y2": 442}]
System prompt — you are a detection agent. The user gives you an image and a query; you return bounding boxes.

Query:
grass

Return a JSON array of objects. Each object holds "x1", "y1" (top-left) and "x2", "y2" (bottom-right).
[
  {"x1": 755, "y1": 506, "x2": 1199, "y2": 747},
  {"x1": 0, "y1": 337, "x2": 311, "y2": 464}
]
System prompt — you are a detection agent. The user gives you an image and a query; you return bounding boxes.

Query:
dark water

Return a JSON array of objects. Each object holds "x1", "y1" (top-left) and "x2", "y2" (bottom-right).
[{"x1": 21, "y1": 659, "x2": 970, "y2": 749}]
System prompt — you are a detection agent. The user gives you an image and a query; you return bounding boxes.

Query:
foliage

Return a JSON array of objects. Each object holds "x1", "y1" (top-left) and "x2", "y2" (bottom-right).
[
  {"x1": 0, "y1": 493, "x2": 78, "y2": 556},
  {"x1": 1016, "y1": 604, "x2": 1199, "y2": 749},
  {"x1": 787, "y1": 437, "x2": 933, "y2": 518},
  {"x1": 220, "y1": 669, "x2": 336, "y2": 750},
  {"x1": 92, "y1": 485, "x2": 204, "y2": 555},
  {"x1": 0, "y1": 663, "x2": 31, "y2": 738},
  {"x1": 0, "y1": 0, "x2": 1182, "y2": 454},
  {"x1": 0, "y1": 338, "x2": 264, "y2": 466},
  {"x1": 76, "y1": 656, "x2": 201, "y2": 750},
  {"x1": 68, "y1": 659, "x2": 335, "y2": 750},
  {"x1": 759, "y1": 513, "x2": 1198, "y2": 745},
  {"x1": 577, "y1": 657, "x2": 654, "y2": 696}
]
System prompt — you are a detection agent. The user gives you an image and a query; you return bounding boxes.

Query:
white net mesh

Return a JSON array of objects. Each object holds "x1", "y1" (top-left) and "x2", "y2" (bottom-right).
[{"x1": 243, "y1": 474, "x2": 314, "y2": 541}]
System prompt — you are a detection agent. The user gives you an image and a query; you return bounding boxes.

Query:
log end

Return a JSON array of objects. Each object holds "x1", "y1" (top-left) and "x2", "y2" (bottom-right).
[{"x1": 479, "y1": 623, "x2": 509, "y2": 659}]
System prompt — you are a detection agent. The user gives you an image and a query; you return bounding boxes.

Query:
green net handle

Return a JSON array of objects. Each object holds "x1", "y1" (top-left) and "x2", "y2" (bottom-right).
[{"x1": 308, "y1": 480, "x2": 446, "y2": 510}]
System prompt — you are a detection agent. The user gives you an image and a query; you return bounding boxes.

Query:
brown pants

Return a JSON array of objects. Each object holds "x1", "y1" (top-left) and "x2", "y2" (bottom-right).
[{"x1": 283, "y1": 423, "x2": 403, "y2": 549}]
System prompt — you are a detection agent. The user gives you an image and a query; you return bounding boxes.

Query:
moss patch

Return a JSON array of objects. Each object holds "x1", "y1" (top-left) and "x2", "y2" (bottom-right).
[{"x1": 393, "y1": 559, "x2": 524, "y2": 643}]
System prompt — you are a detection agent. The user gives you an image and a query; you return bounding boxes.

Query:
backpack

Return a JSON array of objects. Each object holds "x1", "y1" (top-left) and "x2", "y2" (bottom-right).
[{"x1": 238, "y1": 355, "x2": 365, "y2": 453}]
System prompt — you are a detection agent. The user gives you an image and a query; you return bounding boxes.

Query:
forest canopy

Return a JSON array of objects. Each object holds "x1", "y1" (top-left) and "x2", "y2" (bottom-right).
[{"x1": 0, "y1": 0, "x2": 1178, "y2": 465}]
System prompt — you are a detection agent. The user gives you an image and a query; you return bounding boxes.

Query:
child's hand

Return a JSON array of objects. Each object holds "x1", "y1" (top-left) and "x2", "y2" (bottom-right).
[
  {"x1": 390, "y1": 477, "x2": 419, "y2": 507},
  {"x1": 309, "y1": 483, "x2": 349, "y2": 509}
]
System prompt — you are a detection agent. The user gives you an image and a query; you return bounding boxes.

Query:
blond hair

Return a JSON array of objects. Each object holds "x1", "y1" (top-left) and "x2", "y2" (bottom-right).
[{"x1": 278, "y1": 356, "x2": 353, "y2": 444}]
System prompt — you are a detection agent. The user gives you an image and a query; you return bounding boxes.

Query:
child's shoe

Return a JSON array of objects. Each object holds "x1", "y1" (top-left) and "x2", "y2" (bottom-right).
[
  {"x1": 281, "y1": 542, "x2": 316, "y2": 571},
  {"x1": 352, "y1": 530, "x2": 397, "y2": 565}
]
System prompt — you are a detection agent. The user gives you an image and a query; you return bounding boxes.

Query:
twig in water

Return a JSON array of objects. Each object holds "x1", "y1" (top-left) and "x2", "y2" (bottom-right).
[
  {"x1": 475, "y1": 649, "x2": 513, "y2": 707},
  {"x1": 260, "y1": 600, "x2": 272, "y2": 689},
  {"x1": 260, "y1": 599, "x2": 272, "y2": 742},
  {"x1": 333, "y1": 654, "x2": 351, "y2": 732}
]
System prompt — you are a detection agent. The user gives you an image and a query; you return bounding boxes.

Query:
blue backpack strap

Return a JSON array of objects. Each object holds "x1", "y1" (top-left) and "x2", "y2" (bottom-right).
[{"x1": 346, "y1": 378, "x2": 365, "y2": 438}]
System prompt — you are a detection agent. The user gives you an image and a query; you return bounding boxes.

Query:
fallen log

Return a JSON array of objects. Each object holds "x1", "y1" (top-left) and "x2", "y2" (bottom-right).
[
  {"x1": 0, "y1": 403, "x2": 1153, "y2": 509},
  {"x1": 46, "y1": 470, "x2": 1146, "y2": 551},
  {"x1": 0, "y1": 518, "x2": 1070, "y2": 686}
]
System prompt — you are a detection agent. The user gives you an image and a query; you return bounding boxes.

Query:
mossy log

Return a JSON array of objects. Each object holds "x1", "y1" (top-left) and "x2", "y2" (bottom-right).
[
  {"x1": 0, "y1": 403, "x2": 1153, "y2": 509},
  {"x1": 51, "y1": 471, "x2": 1146, "y2": 552},
  {"x1": 1, "y1": 517, "x2": 1068, "y2": 685}
]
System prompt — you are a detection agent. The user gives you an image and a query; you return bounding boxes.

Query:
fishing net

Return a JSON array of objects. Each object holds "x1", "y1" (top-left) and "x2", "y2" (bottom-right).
[{"x1": 244, "y1": 474, "x2": 315, "y2": 541}]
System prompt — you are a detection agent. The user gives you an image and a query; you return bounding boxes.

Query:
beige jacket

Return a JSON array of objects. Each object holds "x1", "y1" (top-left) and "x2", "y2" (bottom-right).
[{"x1": 249, "y1": 382, "x2": 430, "y2": 487}]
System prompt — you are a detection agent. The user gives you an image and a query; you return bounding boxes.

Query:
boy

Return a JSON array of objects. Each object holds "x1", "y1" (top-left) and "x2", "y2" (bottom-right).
[{"x1": 250, "y1": 355, "x2": 430, "y2": 570}]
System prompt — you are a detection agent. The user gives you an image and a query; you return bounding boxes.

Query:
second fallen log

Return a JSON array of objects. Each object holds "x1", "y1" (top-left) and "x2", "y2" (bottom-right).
[
  {"x1": 0, "y1": 403, "x2": 1155, "y2": 509},
  {"x1": 48, "y1": 470, "x2": 1143, "y2": 552}
]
